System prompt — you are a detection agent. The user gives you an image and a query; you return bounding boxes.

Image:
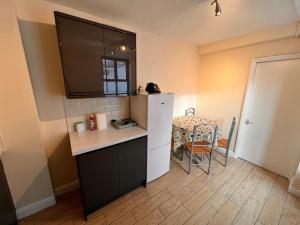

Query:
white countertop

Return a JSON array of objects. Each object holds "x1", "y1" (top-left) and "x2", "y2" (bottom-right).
[{"x1": 69, "y1": 126, "x2": 148, "y2": 156}]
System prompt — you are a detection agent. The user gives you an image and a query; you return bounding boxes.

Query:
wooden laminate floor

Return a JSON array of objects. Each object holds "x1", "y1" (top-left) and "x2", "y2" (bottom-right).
[{"x1": 19, "y1": 155, "x2": 300, "y2": 225}]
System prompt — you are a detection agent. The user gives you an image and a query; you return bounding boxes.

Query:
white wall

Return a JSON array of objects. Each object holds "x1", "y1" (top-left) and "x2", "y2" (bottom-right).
[
  {"x1": 0, "y1": 0, "x2": 54, "y2": 216},
  {"x1": 14, "y1": 0, "x2": 200, "y2": 193}
]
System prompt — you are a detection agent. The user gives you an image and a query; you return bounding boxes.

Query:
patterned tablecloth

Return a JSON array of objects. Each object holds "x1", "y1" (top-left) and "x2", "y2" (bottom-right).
[{"x1": 172, "y1": 116, "x2": 221, "y2": 149}]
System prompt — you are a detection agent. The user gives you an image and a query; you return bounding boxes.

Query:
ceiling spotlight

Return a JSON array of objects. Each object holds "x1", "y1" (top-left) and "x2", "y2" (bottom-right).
[{"x1": 211, "y1": 0, "x2": 221, "y2": 16}]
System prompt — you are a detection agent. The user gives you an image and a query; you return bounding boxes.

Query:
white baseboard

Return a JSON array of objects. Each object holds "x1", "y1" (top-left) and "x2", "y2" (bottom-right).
[
  {"x1": 288, "y1": 178, "x2": 300, "y2": 197},
  {"x1": 54, "y1": 180, "x2": 79, "y2": 196},
  {"x1": 16, "y1": 196, "x2": 56, "y2": 220},
  {"x1": 16, "y1": 180, "x2": 79, "y2": 220}
]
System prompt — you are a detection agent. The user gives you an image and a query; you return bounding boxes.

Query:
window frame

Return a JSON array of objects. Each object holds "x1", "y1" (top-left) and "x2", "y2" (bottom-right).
[{"x1": 102, "y1": 56, "x2": 130, "y2": 96}]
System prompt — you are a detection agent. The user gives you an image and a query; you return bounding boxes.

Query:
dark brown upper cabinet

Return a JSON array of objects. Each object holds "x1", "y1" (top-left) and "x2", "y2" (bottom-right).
[{"x1": 54, "y1": 12, "x2": 137, "y2": 98}]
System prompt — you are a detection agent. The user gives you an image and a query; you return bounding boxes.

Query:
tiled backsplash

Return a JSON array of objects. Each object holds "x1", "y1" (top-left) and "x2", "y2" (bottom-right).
[{"x1": 63, "y1": 97, "x2": 130, "y2": 131}]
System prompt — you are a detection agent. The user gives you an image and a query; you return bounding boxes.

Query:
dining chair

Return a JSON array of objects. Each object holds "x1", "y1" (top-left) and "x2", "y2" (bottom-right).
[
  {"x1": 185, "y1": 124, "x2": 218, "y2": 175},
  {"x1": 217, "y1": 117, "x2": 236, "y2": 166},
  {"x1": 185, "y1": 107, "x2": 195, "y2": 116}
]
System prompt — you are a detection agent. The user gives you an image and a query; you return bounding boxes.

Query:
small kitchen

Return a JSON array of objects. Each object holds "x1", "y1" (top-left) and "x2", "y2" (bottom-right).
[
  {"x1": 40, "y1": 11, "x2": 175, "y2": 219},
  {"x1": 3, "y1": 1, "x2": 300, "y2": 224},
  {"x1": 12, "y1": 2, "x2": 200, "y2": 221}
]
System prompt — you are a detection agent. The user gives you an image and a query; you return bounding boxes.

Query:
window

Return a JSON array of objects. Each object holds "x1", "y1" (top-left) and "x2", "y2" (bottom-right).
[{"x1": 102, "y1": 58, "x2": 129, "y2": 96}]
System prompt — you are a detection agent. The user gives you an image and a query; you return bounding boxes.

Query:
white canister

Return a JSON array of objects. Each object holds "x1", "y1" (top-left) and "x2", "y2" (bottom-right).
[
  {"x1": 75, "y1": 122, "x2": 86, "y2": 133},
  {"x1": 96, "y1": 113, "x2": 107, "y2": 130}
]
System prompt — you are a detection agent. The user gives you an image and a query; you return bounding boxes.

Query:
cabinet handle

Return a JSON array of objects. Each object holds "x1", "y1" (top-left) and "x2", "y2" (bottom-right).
[{"x1": 161, "y1": 102, "x2": 165, "y2": 105}]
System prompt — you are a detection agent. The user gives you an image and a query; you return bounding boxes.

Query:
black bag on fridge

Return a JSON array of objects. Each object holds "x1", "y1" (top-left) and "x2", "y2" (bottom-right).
[{"x1": 145, "y1": 82, "x2": 161, "y2": 94}]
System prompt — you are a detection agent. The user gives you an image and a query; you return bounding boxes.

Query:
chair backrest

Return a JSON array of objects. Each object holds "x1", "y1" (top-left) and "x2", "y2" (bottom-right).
[
  {"x1": 227, "y1": 117, "x2": 236, "y2": 148},
  {"x1": 185, "y1": 107, "x2": 195, "y2": 116},
  {"x1": 191, "y1": 124, "x2": 218, "y2": 152}
]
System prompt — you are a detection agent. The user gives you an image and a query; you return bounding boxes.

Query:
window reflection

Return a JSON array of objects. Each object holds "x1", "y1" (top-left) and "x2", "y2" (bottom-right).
[
  {"x1": 117, "y1": 61, "x2": 126, "y2": 80},
  {"x1": 103, "y1": 59, "x2": 115, "y2": 79},
  {"x1": 117, "y1": 82, "x2": 127, "y2": 93},
  {"x1": 102, "y1": 58, "x2": 129, "y2": 95},
  {"x1": 103, "y1": 81, "x2": 116, "y2": 94}
]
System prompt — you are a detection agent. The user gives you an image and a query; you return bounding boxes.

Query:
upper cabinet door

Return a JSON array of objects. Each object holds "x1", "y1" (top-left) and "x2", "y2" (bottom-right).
[
  {"x1": 103, "y1": 30, "x2": 136, "y2": 96},
  {"x1": 55, "y1": 15, "x2": 104, "y2": 97}
]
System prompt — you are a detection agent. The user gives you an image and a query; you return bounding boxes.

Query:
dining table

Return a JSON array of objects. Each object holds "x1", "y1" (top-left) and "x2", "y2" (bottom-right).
[{"x1": 172, "y1": 116, "x2": 222, "y2": 153}]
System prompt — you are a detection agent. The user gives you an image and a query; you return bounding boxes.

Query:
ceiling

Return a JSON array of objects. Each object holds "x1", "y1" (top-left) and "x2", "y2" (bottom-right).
[{"x1": 47, "y1": 0, "x2": 300, "y2": 45}]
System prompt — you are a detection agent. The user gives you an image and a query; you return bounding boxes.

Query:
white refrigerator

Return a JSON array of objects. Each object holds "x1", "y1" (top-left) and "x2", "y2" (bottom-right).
[{"x1": 130, "y1": 93, "x2": 174, "y2": 182}]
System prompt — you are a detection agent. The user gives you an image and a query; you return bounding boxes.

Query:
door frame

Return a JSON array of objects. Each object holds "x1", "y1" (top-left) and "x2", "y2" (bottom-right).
[{"x1": 235, "y1": 53, "x2": 300, "y2": 165}]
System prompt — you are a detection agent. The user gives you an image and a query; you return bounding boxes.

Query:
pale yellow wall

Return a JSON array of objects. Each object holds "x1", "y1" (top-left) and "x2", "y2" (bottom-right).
[
  {"x1": 14, "y1": 0, "x2": 200, "y2": 192},
  {"x1": 197, "y1": 37, "x2": 300, "y2": 151},
  {"x1": 198, "y1": 22, "x2": 300, "y2": 55},
  {"x1": 18, "y1": 20, "x2": 78, "y2": 193},
  {"x1": 198, "y1": 36, "x2": 300, "y2": 194},
  {"x1": 0, "y1": 0, "x2": 54, "y2": 209},
  {"x1": 137, "y1": 30, "x2": 199, "y2": 116}
]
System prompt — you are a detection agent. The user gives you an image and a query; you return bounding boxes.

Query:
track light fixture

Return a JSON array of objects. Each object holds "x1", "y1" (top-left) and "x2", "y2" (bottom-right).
[{"x1": 211, "y1": 0, "x2": 221, "y2": 16}]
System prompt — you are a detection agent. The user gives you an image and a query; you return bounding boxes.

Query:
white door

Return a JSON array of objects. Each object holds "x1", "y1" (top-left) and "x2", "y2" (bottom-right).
[
  {"x1": 237, "y1": 56, "x2": 300, "y2": 178},
  {"x1": 147, "y1": 94, "x2": 174, "y2": 150}
]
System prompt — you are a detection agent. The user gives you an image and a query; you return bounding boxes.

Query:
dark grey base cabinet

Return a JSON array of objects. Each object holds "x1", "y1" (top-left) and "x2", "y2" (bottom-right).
[{"x1": 76, "y1": 136, "x2": 147, "y2": 219}]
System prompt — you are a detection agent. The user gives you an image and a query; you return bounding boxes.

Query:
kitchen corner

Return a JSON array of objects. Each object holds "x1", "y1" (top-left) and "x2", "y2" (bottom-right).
[
  {"x1": 66, "y1": 92, "x2": 174, "y2": 220},
  {"x1": 61, "y1": 82, "x2": 150, "y2": 219},
  {"x1": 70, "y1": 123, "x2": 148, "y2": 219},
  {"x1": 52, "y1": 12, "x2": 174, "y2": 220}
]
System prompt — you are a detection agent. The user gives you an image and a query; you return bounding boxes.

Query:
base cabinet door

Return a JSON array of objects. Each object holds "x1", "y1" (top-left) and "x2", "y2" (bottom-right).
[
  {"x1": 76, "y1": 146, "x2": 119, "y2": 215},
  {"x1": 118, "y1": 137, "x2": 147, "y2": 194},
  {"x1": 76, "y1": 136, "x2": 147, "y2": 218}
]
